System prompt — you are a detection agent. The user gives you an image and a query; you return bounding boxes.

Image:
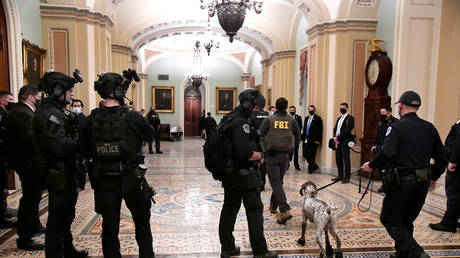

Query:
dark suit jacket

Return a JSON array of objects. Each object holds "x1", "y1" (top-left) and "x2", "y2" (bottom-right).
[
  {"x1": 302, "y1": 114, "x2": 323, "y2": 143},
  {"x1": 333, "y1": 114, "x2": 355, "y2": 143},
  {"x1": 7, "y1": 102, "x2": 37, "y2": 169},
  {"x1": 293, "y1": 114, "x2": 302, "y2": 134}
]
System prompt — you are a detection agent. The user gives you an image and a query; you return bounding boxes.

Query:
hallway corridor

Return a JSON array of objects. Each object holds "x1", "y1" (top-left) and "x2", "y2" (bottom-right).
[{"x1": 0, "y1": 138, "x2": 459, "y2": 257}]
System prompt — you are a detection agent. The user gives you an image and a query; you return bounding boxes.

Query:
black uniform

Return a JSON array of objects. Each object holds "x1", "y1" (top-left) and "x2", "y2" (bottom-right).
[
  {"x1": 81, "y1": 106, "x2": 155, "y2": 258},
  {"x1": 146, "y1": 110, "x2": 161, "y2": 154},
  {"x1": 249, "y1": 110, "x2": 269, "y2": 186},
  {"x1": 0, "y1": 107, "x2": 11, "y2": 226},
  {"x1": 435, "y1": 121, "x2": 460, "y2": 230},
  {"x1": 369, "y1": 112, "x2": 447, "y2": 257},
  {"x1": 219, "y1": 106, "x2": 269, "y2": 256},
  {"x1": 33, "y1": 99, "x2": 82, "y2": 257},
  {"x1": 289, "y1": 114, "x2": 302, "y2": 170},
  {"x1": 374, "y1": 116, "x2": 398, "y2": 154},
  {"x1": 205, "y1": 115, "x2": 217, "y2": 136}
]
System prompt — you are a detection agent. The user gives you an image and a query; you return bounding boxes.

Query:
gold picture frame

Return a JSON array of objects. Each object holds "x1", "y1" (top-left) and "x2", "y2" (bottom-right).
[
  {"x1": 216, "y1": 87, "x2": 236, "y2": 114},
  {"x1": 152, "y1": 86, "x2": 175, "y2": 113},
  {"x1": 22, "y1": 40, "x2": 46, "y2": 88}
]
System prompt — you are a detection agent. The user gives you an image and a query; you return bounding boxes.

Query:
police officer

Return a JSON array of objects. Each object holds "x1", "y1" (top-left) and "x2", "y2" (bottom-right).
[
  {"x1": 80, "y1": 71, "x2": 155, "y2": 258},
  {"x1": 249, "y1": 104, "x2": 269, "y2": 188},
  {"x1": 0, "y1": 91, "x2": 15, "y2": 228},
  {"x1": 219, "y1": 88, "x2": 277, "y2": 258},
  {"x1": 428, "y1": 120, "x2": 460, "y2": 233},
  {"x1": 361, "y1": 91, "x2": 447, "y2": 258},
  {"x1": 288, "y1": 106, "x2": 302, "y2": 170},
  {"x1": 146, "y1": 108, "x2": 162, "y2": 154},
  {"x1": 259, "y1": 98, "x2": 300, "y2": 224},
  {"x1": 33, "y1": 71, "x2": 88, "y2": 257}
]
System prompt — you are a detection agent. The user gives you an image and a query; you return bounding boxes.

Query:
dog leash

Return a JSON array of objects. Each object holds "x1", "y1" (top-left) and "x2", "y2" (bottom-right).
[{"x1": 316, "y1": 169, "x2": 361, "y2": 192}]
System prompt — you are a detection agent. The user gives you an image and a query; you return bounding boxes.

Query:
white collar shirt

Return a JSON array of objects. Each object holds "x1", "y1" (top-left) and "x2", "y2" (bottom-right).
[{"x1": 335, "y1": 113, "x2": 348, "y2": 136}]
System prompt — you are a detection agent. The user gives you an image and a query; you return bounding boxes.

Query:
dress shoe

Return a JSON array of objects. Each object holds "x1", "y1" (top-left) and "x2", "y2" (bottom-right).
[
  {"x1": 295, "y1": 166, "x2": 301, "y2": 171},
  {"x1": 277, "y1": 211, "x2": 292, "y2": 225},
  {"x1": 156, "y1": 151, "x2": 163, "y2": 154},
  {"x1": 269, "y1": 207, "x2": 277, "y2": 214},
  {"x1": 0, "y1": 217, "x2": 17, "y2": 229},
  {"x1": 331, "y1": 176, "x2": 342, "y2": 181},
  {"x1": 429, "y1": 222, "x2": 456, "y2": 233},
  {"x1": 65, "y1": 249, "x2": 89, "y2": 258},
  {"x1": 149, "y1": 151, "x2": 154, "y2": 154},
  {"x1": 221, "y1": 246, "x2": 240, "y2": 258},
  {"x1": 17, "y1": 238, "x2": 44, "y2": 250},
  {"x1": 341, "y1": 178, "x2": 349, "y2": 184},
  {"x1": 254, "y1": 251, "x2": 278, "y2": 258}
]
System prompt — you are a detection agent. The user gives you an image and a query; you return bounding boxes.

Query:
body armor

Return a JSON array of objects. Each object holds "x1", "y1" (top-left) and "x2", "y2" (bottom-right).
[{"x1": 265, "y1": 114, "x2": 294, "y2": 153}]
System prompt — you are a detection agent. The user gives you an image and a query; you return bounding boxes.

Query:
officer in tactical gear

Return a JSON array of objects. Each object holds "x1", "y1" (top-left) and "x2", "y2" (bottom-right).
[
  {"x1": 146, "y1": 108, "x2": 162, "y2": 154},
  {"x1": 219, "y1": 88, "x2": 278, "y2": 258},
  {"x1": 249, "y1": 103, "x2": 269, "y2": 189},
  {"x1": 362, "y1": 91, "x2": 447, "y2": 258},
  {"x1": 33, "y1": 70, "x2": 88, "y2": 257},
  {"x1": 429, "y1": 119, "x2": 460, "y2": 233},
  {"x1": 80, "y1": 70, "x2": 155, "y2": 258},
  {"x1": 259, "y1": 97, "x2": 300, "y2": 224}
]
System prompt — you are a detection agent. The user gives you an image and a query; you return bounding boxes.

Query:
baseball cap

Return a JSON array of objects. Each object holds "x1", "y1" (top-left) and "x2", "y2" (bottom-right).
[{"x1": 395, "y1": 91, "x2": 421, "y2": 107}]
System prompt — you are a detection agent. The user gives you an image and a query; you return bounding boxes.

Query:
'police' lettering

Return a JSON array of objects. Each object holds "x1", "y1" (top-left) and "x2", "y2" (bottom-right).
[
  {"x1": 96, "y1": 144, "x2": 120, "y2": 154},
  {"x1": 274, "y1": 121, "x2": 289, "y2": 129}
]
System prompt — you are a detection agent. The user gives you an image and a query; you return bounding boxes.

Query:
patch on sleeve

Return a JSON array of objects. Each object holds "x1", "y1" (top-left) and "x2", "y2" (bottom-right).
[
  {"x1": 243, "y1": 124, "x2": 251, "y2": 134},
  {"x1": 48, "y1": 115, "x2": 61, "y2": 125},
  {"x1": 385, "y1": 126, "x2": 392, "y2": 136}
]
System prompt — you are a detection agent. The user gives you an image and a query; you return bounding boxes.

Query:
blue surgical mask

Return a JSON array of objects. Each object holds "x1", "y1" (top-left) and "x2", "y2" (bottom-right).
[{"x1": 73, "y1": 107, "x2": 82, "y2": 114}]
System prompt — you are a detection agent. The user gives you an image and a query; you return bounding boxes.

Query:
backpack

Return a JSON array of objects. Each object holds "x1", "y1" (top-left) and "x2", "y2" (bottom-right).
[{"x1": 203, "y1": 113, "x2": 245, "y2": 181}]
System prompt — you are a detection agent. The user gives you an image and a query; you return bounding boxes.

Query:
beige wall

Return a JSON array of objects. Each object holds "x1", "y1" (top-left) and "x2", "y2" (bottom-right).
[
  {"x1": 435, "y1": 0, "x2": 460, "y2": 140},
  {"x1": 41, "y1": 6, "x2": 112, "y2": 113}
]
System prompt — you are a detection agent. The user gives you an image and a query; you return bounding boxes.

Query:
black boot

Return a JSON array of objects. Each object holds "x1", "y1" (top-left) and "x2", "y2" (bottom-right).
[
  {"x1": 17, "y1": 238, "x2": 44, "y2": 250},
  {"x1": 221, "y1": 246, "x2": 240, "y2": 258}
]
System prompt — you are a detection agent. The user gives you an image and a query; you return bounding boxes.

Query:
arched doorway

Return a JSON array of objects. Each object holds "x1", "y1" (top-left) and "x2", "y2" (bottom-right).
[
  {"x1": 0, "y1": 0, "x2": 10, "y2": 92},
  {"x1": 184, "y1": 85, "x2": 202, "y2": 136}
]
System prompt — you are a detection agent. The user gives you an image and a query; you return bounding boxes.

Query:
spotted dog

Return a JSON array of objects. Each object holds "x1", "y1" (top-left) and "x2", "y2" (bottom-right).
[{"x1": 297, "y1": 181, "x2": 343, "y2": 258}]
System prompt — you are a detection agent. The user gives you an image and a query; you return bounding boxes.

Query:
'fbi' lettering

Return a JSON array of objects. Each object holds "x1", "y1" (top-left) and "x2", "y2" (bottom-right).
[
  {"x1": 97, "y1": 144, "x2": 120, "y2": 154},
  {"x1": 274, "y1": 121, "x2": 289, "y2": 129}
]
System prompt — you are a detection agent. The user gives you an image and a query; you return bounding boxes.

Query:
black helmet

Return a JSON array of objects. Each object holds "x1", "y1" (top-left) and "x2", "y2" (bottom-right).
[
  {"x1": 38, "y1": 71, "x2": 78, "y2": 98},
  {"x1": 94, "y1": 69, "x2": 140, "y2": 105},
  {"x1": 238, "y1": 88, "x2": 266, "y2": 114}
]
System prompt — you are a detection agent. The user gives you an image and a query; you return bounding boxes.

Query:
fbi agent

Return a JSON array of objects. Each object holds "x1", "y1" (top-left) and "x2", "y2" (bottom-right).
[
  {"x1": 259, "y1": 97, "x2": 300, "y2": 224},
  {"x1": 80, "y1": 71, "x2": 155, "y2": 258},
  {"x1": 362, "y1": 91, "x2": 447, "y2": 258},
  {"x1": 33, "y1": 71, "x2": 88, "y2": 257}
]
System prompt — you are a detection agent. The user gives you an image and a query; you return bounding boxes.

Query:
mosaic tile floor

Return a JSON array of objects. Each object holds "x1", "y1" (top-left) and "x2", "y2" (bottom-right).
[{"x1": 0, "y1": 138, "x2": 459, "y2": 257}]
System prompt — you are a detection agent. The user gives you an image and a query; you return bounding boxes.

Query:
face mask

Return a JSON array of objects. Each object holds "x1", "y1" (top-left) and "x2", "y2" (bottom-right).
[
  {"x1": 309, "y1": 111, "x2": 315, "y2": 116},
  {"x1": 290, "y1": 111, "x2": 295, "y2": 116},
  {"x1": 340, "y1": 108, "x2": 347, "y2": 114},
  {"x1": 6, "y1": 102, "x2": 13, "y2": 111},
  {"x1": 73, "y1": 107, "x2": 82, "y2": 114},
  {"x1": 380, "y1": 114, "x2": 387, "y2": 121},
  {"x1": 35, "y1": 98, "x2": 42, "y2": 108}
]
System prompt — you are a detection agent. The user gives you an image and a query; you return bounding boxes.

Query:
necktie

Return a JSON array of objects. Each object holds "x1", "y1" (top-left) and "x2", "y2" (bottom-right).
[{"x1": 307, "y1": 116, "x2": 312, "y2": 136}]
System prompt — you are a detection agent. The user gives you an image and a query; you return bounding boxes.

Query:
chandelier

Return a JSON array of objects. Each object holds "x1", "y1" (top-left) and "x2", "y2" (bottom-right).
[
  {"x1": 200, "y1": 0, "x2": 264, "y2": 43},
  {"x1": 203, "y1": 15, "x2": 220, "y2": 56},
  {"x1": 185, "y1": 41, "x2": 209, "y2": 88}
]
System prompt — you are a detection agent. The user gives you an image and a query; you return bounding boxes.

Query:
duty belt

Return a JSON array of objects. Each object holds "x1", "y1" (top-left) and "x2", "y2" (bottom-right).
[{"x1": 399, "y1": 173, "x2": 417, "y2": 182}]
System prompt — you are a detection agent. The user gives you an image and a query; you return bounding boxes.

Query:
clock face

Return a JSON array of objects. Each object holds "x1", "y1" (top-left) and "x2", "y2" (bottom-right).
[{"x1": 368, "y1": 59, "x2": 380, "y2": 85}]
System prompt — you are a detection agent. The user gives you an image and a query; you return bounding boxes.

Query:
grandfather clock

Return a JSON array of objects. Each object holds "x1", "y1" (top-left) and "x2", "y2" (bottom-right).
[{"x1": 360, "y1": 40, "x2": 392, "y2": 178}]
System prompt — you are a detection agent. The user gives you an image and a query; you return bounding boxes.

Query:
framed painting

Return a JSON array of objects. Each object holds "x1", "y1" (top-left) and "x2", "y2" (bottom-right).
[
  {"x1": 22, "y1": 40, "x2": 46, "y2": 88},
  {"x1": 216, "y1": 87, "x2": 236, "y2": 114},
  {"x1": 152, "y1": 86, "x2": 174, "y2": 113}
]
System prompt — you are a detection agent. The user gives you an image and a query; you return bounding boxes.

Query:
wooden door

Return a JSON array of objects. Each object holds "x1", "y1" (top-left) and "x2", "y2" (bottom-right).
[
  {"x1": 0, "y1": 1, "x2": 9, "y2": 92},
  {"x1": 184, "y1": 95, "x2": 201, "y2": 136}
]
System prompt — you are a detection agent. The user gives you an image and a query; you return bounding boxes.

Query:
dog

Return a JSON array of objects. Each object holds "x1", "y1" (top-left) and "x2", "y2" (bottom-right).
[{"x1": 297, "y1": 181, "x2": 342, "y2": 258}]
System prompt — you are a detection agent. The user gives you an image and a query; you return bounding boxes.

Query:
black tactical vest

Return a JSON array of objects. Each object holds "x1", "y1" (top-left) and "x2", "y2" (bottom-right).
[
  {"x1": 265, "y1": 114, "x2": 294, "y2": 152},
  {"x1": 90, "y1": 107, "x2": 139, "y2": 173}
]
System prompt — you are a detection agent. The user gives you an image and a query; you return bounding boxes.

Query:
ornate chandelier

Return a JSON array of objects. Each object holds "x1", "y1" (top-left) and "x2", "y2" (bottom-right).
[
  {"x1": 203, "y1": 15, "x2": 220, "y2": 56},
  {"x1": 185, "y1": 41, "x2": 209, "y2": 88},
  {"x1": 200, "y1": 0, "x2": 264, "y2": 43}
]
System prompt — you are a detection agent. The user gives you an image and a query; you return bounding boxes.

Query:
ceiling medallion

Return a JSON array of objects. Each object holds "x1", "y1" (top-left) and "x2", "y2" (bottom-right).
[
  {"x1": 185, "y1": 41, "x2": 209, "y2": 88},
  {"x1": 200, "y1": 0, "x2": 264, "y2": 43}
]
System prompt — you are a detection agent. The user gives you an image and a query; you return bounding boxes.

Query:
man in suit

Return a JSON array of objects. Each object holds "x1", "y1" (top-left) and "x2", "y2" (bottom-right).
[
  {"x1": 289, "y1": 106, "x2": 302, "y2": 170},
  {"x1": 204, "y1": 112, "x2": 217, "y2": 138},
  {"x1": 7, "y1": 85, "x2": 45, "y2": 250},
  {"x1": 301, "y1": 105, "x2": 323, "y2": 174},
  {"x1": 146, "y1": 108, "x2": 162, "y2": 154},
  {"x1": 332, "y1": 103, "x2": 354, "y2": 184}
]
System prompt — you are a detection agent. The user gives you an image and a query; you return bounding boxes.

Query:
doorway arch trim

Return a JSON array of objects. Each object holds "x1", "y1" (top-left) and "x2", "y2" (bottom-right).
[{"x1": 179, "y1": 79, "x2": 210, "y2": 133}]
